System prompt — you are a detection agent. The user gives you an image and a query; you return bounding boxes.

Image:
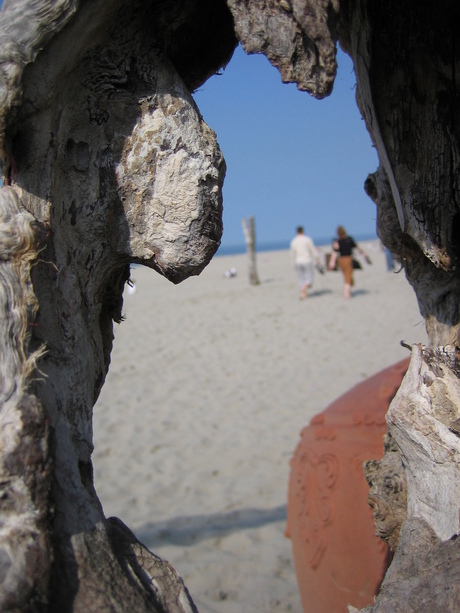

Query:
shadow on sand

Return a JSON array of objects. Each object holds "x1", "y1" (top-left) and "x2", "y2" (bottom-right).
[
  {"x1": 132, "y1": 505, "x2": 287, "y2": 548},
  {"x1": 350, "y1": 288, "x2": 370, "y2": 297},
  {"x1": 307, "y1": 288, "x2": 333, "y2": 298}
]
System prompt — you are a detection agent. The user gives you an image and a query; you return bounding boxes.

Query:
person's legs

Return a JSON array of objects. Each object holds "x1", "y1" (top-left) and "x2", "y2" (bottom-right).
[
  {"x1": 296, "y1": 263, "x2": 306, "y2": 299},
  {"x1": 339, "y1": 256, "x2": 353, "y2": 298},
  {"x1": 296, "y1": 263, "x2": 313, "y2": 299}
]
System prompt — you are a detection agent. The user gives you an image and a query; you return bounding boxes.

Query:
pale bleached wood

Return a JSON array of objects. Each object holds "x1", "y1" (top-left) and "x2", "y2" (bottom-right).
[{"x1": 241, "y1": 216, "x2": 260, "y2": 285}]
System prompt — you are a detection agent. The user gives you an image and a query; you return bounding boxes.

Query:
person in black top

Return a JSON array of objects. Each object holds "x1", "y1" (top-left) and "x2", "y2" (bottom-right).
[{"x1": 329, "y1": 226, "x2": 370, "y2": 298}]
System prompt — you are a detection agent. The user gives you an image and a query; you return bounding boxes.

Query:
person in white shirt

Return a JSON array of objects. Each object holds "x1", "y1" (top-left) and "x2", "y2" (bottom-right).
[{"x1": 290, "y1": 226, "x2": 321, "y2": 299}]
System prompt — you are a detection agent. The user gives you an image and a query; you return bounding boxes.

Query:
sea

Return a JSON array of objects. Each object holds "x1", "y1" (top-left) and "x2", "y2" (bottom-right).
[{"x1": 216, "y1": 233, "x2": 378, "y2": 257}]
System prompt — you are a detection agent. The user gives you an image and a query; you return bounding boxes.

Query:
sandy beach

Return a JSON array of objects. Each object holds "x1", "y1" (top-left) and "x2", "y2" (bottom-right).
[{"x1": 92, "y1": 241, "x2": 426, "y2": 613}]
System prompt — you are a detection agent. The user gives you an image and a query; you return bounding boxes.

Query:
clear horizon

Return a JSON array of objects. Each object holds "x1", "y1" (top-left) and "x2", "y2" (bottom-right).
[{"x1": 215, "y1": 230, "x2": 379, "y2": 257}]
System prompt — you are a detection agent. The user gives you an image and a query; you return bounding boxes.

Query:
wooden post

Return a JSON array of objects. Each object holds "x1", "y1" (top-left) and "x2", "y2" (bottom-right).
[{"x1": 241, "y1": 216, "x2": 260, "y2": 285}]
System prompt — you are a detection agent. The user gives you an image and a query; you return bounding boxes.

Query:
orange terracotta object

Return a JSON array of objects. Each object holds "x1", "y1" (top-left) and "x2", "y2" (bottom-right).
[{"x1": 286, "y1": 358, "x2": 410, "y2": 613}]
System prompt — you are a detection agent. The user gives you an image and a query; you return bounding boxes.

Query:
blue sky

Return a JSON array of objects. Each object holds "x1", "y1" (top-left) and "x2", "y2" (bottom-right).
[{"x1": 193, "y1": 45, "x2": 379, "y2": 249}]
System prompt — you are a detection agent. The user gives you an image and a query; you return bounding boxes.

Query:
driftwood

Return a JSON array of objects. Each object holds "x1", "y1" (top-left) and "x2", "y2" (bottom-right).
[
  {"x1": 0, "y1": 0, "x2": 234, "y2": 610},
  {"x1": 1, "y1": 0, "x2": 460, "y2": 611},
  {"x1": 364, "y1": 432, "x2": 408, "y2": 553},
  {"x1": 343, "y1": 2, "x2": 460, "y2": 608},
  {"x1": 241, "y1": 216, "x2": 260, "y2": 285}
]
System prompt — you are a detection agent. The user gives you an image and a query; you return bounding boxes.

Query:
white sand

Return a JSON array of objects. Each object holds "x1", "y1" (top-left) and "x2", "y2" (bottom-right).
[{"x1": 92, "y1": 241, "x2": 426, "y2": 613}]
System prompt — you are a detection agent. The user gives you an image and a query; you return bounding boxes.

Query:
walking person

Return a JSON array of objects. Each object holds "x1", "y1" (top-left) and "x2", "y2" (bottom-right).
[
  {"x1": 329, "y1": 226, "x2": 371, "y2": 299},
  {"x1": 290, "y1": 226, "x2": 321, "y2": 300}
]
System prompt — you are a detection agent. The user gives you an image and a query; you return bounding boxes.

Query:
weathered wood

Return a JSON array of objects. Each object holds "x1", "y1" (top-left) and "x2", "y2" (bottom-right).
[
  {"x1": 1, "y1": 0, "x2": 460, "y2": 610},
  {"x1": 227, "y1": 0, "x2": 339, "y2": 97},
  {"x1": 364, "y1": 432, "x2": 407, "y2": 553},
  {"x1": 348, "y1": 0, "x2": 460, "y2": 346},
  {"x1": 0, "y1": 0, "x2": 234, "y2": 609},
  {"x1": 340, "y1": 1, "x2": 460, "y2": 609},
  {"x1": 0, "y1": 186, "x2": 51, "y2": 610},
  {"x1": 350, "y1": 518, "x2": 460, "y2": 613},
  {"x1": 241, "y1": 216, "x2": 260, "y2": 285}
]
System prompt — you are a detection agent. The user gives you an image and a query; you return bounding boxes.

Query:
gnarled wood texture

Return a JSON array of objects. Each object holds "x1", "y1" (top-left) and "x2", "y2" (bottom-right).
[
  {"x1": 341, "y1": 2, "x2": 460, "y2": 609},
  {"x1": 1, "y1": 0, "x2": 460, "y2": 611},
  {"x1": 0, "y1": 0, "x2": 234, "y2": 610},
  {"x1": 227, "y1": 0, "x2": 339, "y2": 97},
  {"x1": 0, "y1": 186, "x2": 50, "y2": 610}
]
